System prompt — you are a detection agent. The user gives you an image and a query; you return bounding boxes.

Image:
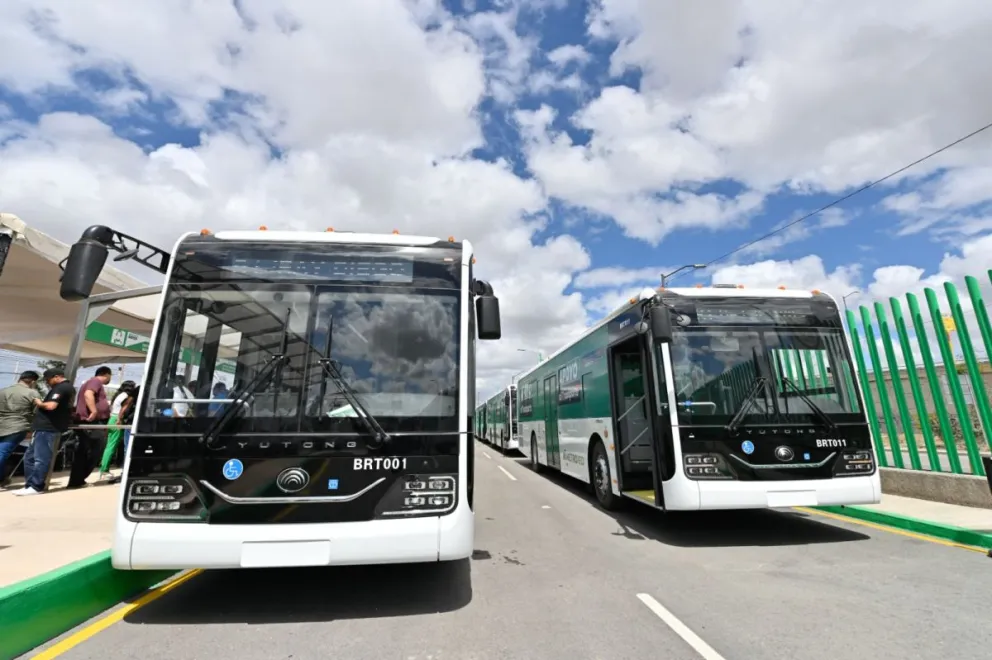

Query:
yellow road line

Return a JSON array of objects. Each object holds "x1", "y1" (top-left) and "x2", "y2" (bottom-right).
[
  {"x1": 794, "y1": 506, "x2": 988, "y2": 555},
  {"x1": 33, "y1": 569, "x2": 204, "y2": 659}
]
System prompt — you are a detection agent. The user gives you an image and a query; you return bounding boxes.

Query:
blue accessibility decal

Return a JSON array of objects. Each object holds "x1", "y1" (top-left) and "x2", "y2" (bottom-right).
[
  {"x1": 741, "y1": 440, "x2": 755, "y2": 455},
  {"x1": 327, "y1": 479, "x2": 339, "y2": 490},
  {"x1": 222, "y1": 458, "x2": 244, "y2": 481}
]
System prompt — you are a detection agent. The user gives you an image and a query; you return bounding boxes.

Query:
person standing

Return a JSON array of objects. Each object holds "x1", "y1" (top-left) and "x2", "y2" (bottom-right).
[
  {"x1": 67, "y1": 366, "x2": 113, "y2": 489},
  {"x1": 14, "y1": 368, "x2": 75, "y2": 496},
  {"x1": 97, "y1": 380, "x2": 136, "y2": 479},
  {"x1": 0, "y1": 370, "x2": 41, "y2": 485}
]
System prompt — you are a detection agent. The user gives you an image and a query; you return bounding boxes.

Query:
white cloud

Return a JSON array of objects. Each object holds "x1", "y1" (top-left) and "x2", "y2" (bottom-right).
[
  {"x1": 0, "y1": 0, "x2": 590, "y2": 404},
  {"x1": 5, "y1": 0, "x2": 992, "y2": 406},
  {"x1": 520, "y1": 0, "x2": 992, "y2": 246}
]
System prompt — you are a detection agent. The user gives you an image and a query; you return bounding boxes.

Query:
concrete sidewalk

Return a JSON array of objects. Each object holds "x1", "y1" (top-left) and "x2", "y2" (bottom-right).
[
  {"x1": 0, "y1": 470, "x2": 121, "y2": 588},
  {"x1": 860, "y1": 493, "x2": 992, "y2": 533},
  {"x1": 817, "y1": 492, "x2": 992, "y2": 552}
]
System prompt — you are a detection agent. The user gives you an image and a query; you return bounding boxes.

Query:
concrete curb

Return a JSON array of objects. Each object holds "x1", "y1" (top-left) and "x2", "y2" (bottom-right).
[
  {"x1": 816, "y1": 505, "x2": 992, "y2": 553},
  {"x1": 0, "y1": 551, "x2": 176, "y2": 659}
]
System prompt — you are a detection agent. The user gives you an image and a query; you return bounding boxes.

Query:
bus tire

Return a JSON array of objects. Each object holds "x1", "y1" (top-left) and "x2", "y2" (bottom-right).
[
  {"x1": 530, "y1": 434, "x2": 543, "y2": 473},
  {"x1": 590, "y1": 440, "x2": 618, "y2": 510}
]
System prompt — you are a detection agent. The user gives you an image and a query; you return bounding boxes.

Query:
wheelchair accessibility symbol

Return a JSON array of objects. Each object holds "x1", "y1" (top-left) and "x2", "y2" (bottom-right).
[{"x1": 222, "y1": 459, "x2": 244, "y2": 481}]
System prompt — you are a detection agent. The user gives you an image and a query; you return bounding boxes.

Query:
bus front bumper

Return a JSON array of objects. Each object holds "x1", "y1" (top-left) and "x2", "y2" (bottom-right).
[
  {"x1": 112, "y1": 504, "x2": 474, "y2": 570},
  {"x1": 664, "y1": 472, "x2": 882, "y2": 511}
]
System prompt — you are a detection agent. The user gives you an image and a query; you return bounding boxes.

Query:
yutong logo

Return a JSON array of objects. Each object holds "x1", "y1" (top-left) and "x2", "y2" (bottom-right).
[
  {"x1": 276, "y1": 467, "x2": 310, "y2": 493},
  {"x1": 236, "y1": 440, "x2": 360, "y2": 451}
]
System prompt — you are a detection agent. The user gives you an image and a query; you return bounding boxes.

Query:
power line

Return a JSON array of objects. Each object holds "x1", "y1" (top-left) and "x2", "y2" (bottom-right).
[{"x1": 670, "y1": 118, "x2": 992, "y2": 284}]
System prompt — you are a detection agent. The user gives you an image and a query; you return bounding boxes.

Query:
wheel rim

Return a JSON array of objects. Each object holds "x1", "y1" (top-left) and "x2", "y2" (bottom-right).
[{"x1": 594, "y1": 452, "x2": 609, "y2": 497}]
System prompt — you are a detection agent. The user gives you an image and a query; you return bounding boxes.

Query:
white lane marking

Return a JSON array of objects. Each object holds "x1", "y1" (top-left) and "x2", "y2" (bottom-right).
[
  {"x1": 541, "y1": 505, "x2": 551, "y2": 509},
  {"x1": 636, "y1": 593, "x2": 725, "y2": 660},
  {"x1": 497, "y1": 465, "x2": 517, "y2": 481},
  {"x1": 482, "y1": 451, "x2": 492, "y2": 459}
]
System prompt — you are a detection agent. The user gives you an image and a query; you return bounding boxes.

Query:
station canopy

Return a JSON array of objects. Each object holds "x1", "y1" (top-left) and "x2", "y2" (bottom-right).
[{"x1": 0, "y1": 213, "x2": 239, "y2": 368}]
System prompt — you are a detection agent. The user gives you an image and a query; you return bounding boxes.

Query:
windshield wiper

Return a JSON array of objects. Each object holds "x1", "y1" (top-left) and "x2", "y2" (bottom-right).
[
  {"x1": 780, "y1": 377, "x2": 839, "y2": 431},
  {"x1": 318, "y1": 358, "x2": 391, "y2": 449},
  {"x1": 201, "y1": 353, "x2": 289, "y2": 449},
  {"x1": 726, "y1": 376, "x2": 768, "y2": 433}
]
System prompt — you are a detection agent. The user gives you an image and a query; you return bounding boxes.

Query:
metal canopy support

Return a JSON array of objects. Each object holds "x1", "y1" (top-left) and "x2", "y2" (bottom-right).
[
  {"x1": 64, "y1": 284, "x2": 163, "y2": 383},
  {"x1": 49, "y1": 283, "x2": 163, "y2": 491}
]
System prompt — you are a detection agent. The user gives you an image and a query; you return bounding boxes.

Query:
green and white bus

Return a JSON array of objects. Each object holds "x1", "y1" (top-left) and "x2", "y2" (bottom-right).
[
  {"x1": 516, "y1": 285, "x2": 881, "y2": 511},
  {"x1": 475, "y1": 385, "x2": 518, "y2": 451}
]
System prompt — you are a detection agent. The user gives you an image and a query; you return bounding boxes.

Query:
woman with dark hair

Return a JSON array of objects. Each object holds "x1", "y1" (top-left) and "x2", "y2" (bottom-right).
[{"x1": 97, "y1": 380, "x2": 137, "y2": 479}]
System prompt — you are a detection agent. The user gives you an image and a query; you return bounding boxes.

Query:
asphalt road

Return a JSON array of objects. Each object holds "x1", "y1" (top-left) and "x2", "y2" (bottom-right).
[{"x1": 32, "y1": 440, "x2": 992, "y2": 660}]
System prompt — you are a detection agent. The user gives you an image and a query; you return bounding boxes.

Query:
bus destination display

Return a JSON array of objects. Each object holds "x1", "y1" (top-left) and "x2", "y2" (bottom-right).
[
  {"x1": 694, "y1": 304, "x2": 815, "y2": 326},
  {"x1": 225, "y1": 254, "x2": 414, "y2": 282}
]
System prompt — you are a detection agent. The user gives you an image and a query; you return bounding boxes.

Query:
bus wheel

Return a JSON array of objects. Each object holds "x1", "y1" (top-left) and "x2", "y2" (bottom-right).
[
  {"x1": 591, "y1": 441, "x2": 618, "y2": 510},
  {"x1": 530, "y1": 435, "x2": 543, "y2": 473}
]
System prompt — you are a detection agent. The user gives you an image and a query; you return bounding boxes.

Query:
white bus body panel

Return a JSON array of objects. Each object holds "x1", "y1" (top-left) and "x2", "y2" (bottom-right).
[{"x1": 112, "y1": 502, "x2": 473, "y2": 569}]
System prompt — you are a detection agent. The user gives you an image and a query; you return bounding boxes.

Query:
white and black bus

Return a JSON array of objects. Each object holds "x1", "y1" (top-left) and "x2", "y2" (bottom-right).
[{"x1": 60, "y1": 226, "x2": 502, "y2": 569}]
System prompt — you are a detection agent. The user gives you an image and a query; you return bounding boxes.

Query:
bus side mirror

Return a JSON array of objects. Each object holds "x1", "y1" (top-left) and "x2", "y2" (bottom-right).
[
  {"x1": 476, "y1": 295, "x2": 502, "y2": 340},
  {"x1": 60, "y1": 238, "x2": 109, "y2": 302},
  {"x1": 649, "y1": 306, "x2": 673, "y2": 343}
]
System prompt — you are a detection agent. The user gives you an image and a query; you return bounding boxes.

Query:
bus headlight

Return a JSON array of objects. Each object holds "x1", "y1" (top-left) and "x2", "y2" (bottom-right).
[
  {"x1": 124, "y1": 476, "x2": 207, "y2": 522},
  {"x1": 834, "y1": 450, "x2": 875, "y2": 476},
  {"x1": 375, "y1": 474, "x2": 458, "y2": 518},
  {"x1": 682, "y1": 453, "x2": 734, "y2": 480}
]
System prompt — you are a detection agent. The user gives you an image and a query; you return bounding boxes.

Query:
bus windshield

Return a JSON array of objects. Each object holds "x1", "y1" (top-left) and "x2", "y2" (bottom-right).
[
  {"x1": 666, "y1": 326, "x2": 862, "y2": 426},
  {"x1": 139, "y1": 243, "x2": 463, "y2": 435}
]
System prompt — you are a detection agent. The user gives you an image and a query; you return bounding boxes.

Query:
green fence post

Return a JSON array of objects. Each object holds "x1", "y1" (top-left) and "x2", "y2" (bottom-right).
[
  {"x1": 945, "y1": 282, "x2": 992, "y2": 460},
  {"x1": 874, "y1": 302, "x2": 920, "y2": 469},
  {"x1": 925, "y1": 287, "x2": 984, "y2": 475},
  {"x1": 846, "y1": 310, "x2": 889, "y2": 466},
  {"x1": 967, "y1": 275, "x2": 992, "y2": 361},
  {"x1": 860, "y1": 306, "x2": 903, "y2": 467},
  {"x1": 907, "y1": 293, "x2": 962, "y2": 473},
  {"x1": 890, "y1": 297, "x2": 939, "y2": 471},
  {"x1": 815, "y1": 351, "x2": 829, "y2": 388}
]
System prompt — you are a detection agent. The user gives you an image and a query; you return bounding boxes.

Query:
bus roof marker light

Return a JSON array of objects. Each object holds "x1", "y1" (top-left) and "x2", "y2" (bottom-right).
[
  {"x1": 259, "y1": 225, "x2": 267, "y2": 231},
  {"x1": 200, "y1": 229, "x2": 211, "y2": 235},
  {"x1": 392, "y1": 229, "x2": 400, "y2": 234},
  {"x1": 448, "y1": 236, "x2": 455, "y2": 242},
  {"x1": 326, "y1": 227, "x2": 334, "y2": 232}
]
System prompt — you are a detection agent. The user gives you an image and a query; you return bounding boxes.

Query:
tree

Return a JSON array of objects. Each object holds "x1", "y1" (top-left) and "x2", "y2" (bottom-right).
[{"x1": 36, "y1": 359, "x2": 67, "y2": 372}]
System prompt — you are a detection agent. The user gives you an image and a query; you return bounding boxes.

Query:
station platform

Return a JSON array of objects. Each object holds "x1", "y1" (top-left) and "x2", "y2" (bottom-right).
[{"x1": 0, "y1": 469, "x2": 121, "y2": 588}]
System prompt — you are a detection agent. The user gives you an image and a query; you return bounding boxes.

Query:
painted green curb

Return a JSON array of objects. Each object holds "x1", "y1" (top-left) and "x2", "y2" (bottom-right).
[
  {"x1": 0, "y1": 551, "x2": 176, "y2": 659},
  {"x1": 816, "y1": 505, "x2": 992, "y2": 551}
]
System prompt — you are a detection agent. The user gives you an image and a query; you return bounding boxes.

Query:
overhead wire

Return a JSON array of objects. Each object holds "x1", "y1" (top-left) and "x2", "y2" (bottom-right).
[{"x1": 667, "y1": 119, "x2": 992, "y2": 285}]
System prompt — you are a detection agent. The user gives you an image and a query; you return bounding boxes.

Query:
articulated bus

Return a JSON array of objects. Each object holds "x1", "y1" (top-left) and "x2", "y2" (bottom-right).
[
  {"x1": 516, "y1": 285, "x2": 881, "y2": 511},
  {"x1": 475, "y1": 385, "x2": 518, "y2": 451},
  {"x1": 59, "y1": 225, "x2": 502, "y2": 569}
]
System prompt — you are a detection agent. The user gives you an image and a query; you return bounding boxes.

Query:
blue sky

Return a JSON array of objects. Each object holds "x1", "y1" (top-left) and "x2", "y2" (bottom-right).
[{"x1": 1, "y1": 0, "x2": 991, "y2": 391}]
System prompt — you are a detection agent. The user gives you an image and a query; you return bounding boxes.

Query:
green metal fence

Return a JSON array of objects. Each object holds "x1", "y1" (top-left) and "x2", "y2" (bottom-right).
[{"x1": 844, "y1": 273, "x2": 992, "y2": 476}]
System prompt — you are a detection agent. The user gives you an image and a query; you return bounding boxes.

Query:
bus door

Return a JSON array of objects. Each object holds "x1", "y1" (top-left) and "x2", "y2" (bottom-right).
[
  {"x1": 543, "y1": 375, "x2": 561, "y2": 469},
  {"x1": 643, "y1": 337, "x2": 674, "y2": 509}
]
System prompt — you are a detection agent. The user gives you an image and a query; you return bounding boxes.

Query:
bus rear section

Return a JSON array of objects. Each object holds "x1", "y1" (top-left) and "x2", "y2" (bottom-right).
[{"x1": 60, "y1": 228, "x2": 502, "y2": 569}]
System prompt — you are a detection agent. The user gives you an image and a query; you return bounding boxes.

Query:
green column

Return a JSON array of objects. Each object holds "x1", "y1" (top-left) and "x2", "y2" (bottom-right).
[
  {"x1": 846, "y1": 310, "x2": 888, "y2": 465},
  {"x1": 860, "y1": 305, "x2": 903, "y2": 467},
  {"x1": 815, "y1": 351, "x2": 829, "y2": 388},
  {"x1": 890, "y1": 297, "x2": 938, "y2": 471},
  {"x1": 874, "y1": 302, "x2": 921, "y2": 469},
  {"x1": 907, "y1": 293, "x2": 961, "y2": 473},
  {"x1": 945, "y1": 282, "x2": 992, "y2": 461},
  {"x1": 925, "y1": 287, "x2": 983, "y2": 475}
]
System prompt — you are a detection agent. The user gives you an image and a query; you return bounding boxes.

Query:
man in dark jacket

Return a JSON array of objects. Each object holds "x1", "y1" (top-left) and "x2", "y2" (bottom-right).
[{"x1": 14, "y1": 368, "x2": 76, "y2": 495}]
